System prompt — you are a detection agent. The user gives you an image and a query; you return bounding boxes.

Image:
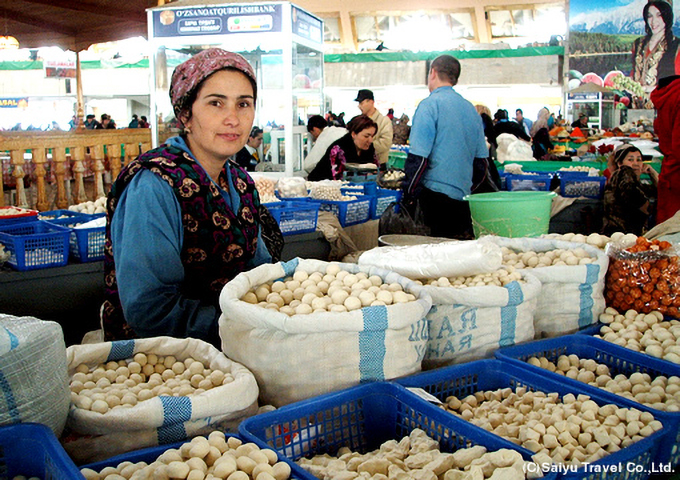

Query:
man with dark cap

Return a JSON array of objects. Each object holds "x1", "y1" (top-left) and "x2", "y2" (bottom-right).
[
  {"x1": 401, "y1": 54, "x2": 488, "y2": 239},
  {"x1": 355, "y1": 89, "x2": 393, "y2": 166},
  {"x1": 651, "y1": 75, "x2": 680, "y2": 223}
]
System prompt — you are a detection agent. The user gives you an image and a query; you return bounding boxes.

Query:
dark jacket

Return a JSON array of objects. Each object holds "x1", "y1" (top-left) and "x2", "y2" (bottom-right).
[
  {"x1": 308, "y1": 133, "x2": 377, "y2": 181},
  {"x1": 494, "y1": 120, "x2": 531, "y2": 142}
]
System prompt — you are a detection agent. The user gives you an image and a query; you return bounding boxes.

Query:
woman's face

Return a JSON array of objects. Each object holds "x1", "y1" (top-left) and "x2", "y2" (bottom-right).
[
  {"x1": 621, "y1": 150, "x2": 643, "y2": 176},
  {"x1": 352, "y1": 127, "x2": 376, "y2": 151},
  {"x1": 647, "y1": 6, "x2": 665, "y2": 36},
  {"x1": 183, "y1": 69, "x2": 255, "y2": 163}
]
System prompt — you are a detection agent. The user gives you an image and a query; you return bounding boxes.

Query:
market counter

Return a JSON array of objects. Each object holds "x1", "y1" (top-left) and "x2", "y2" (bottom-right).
[{"x1": 0, "y1": 221, "x2": 380, "y2": 346}]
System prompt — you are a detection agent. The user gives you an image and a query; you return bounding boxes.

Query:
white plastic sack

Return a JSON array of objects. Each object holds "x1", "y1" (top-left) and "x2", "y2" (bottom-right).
[
  {"x1": 486, "y1": 237, "x2": 608, "y2": 337},
  {"x1": 63, "y1": 336, "x2": 259, "y2": 463},
  {"x1": 358, "y1": 239, "x2": 502, "y2": 279},
  {"x1": 0, "y1": 316, "x2": 69, "y2": 437},
  {"x1": 218, "y1": 258, "x2": 433, "y2": 407},
  {"x1": 422, "y1": 272, "x2": 541, "y2": 369},
  {"x1": 277, "y1": 176, "x2": 308, "y2": 198},
  {"x1": 496, "y1": 133, "x2": 534, "y2": 162}
]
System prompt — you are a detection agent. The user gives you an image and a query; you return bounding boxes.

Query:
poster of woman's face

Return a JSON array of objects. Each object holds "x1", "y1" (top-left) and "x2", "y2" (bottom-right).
[{"x1": 569, "y1": 0, "x2": 679, "y2": 104}]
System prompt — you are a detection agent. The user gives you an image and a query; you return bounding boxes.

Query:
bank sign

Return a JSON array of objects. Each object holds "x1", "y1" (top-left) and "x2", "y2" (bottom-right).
[{"x1": 152, "y1": 4, "x2": 283, "y2": 37}]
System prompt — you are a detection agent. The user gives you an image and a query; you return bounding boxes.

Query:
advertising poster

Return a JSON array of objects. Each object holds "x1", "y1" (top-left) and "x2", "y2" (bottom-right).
[
  {"x1": 152, "y1": 4, "x2": 283, "y2": 37},
  {"x1": 569, "y1": 0, "x2": 680, "y2": 108},
  {"x1": 44, "y1": 59, "x2": 77, "y2": 78}
]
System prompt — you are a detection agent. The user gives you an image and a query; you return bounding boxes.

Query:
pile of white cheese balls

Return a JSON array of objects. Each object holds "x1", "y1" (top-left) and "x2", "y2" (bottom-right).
[
  {"x1": 526, "y1": 354, "x2": 680, "y2": 412},
  {"x1": 596, "y1": 307, "x2": 680, "y2": 364},
  {"x1": 501, "y1": 247, "x2": 595, "y2": 268},
  {"x1": 241, "y1": 264, "x2": 416, "y2": 315},
  {"x1": 70, "y1": 354, "x2": 234, "y2": 414},
  {"x1": 443, "y1": 388, "x2": 660, "y2": 467},
  {"x1": 80, "y1": 432, "x2": 291, "y2": 480},
  {"x1": 414, "y1": 266, "x2": 523, "y2": 288},
  {"x1": 298, "y1": 428, "x2": 537, "y2": 480}
]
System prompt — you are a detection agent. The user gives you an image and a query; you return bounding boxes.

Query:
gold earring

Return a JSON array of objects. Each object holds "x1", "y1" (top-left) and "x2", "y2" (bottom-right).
[{"x1": 184, "y1": 126, "x2": 192, "y2": 134}]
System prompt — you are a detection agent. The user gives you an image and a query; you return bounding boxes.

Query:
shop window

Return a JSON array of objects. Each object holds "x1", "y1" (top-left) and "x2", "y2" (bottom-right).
[
  {"x1": 352, "y1": 11, "x2": 475, "y2": 51},
  {"x1": 487, "y1": 3, "x2": 565, "y2": 41},
  {"x1": 319, "y1": 15, "x2": 342, "y2": 45}
]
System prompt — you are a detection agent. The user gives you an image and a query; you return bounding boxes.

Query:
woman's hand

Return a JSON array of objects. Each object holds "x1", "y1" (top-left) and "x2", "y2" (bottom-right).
[{"x1": 641, "y1": 163, "x2": 659, "y2": 182}]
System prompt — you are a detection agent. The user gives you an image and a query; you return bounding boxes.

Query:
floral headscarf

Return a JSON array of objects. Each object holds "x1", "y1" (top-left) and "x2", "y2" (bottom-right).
[{"x1": 169, "y1": 48, "x2": 257, "y2": 126}]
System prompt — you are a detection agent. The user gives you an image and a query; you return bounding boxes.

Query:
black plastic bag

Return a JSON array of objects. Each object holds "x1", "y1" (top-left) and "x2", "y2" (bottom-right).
[{"x1": 379, "y1": 201, "x2": 431, "y2": 236}]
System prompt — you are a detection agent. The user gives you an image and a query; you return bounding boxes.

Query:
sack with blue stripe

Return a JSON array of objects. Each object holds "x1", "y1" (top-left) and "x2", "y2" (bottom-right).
[
  {"x1": 218, "y1": 258, "x2": 433, "y2": 407},
  {"x1": 0, "y1": 315, "x2": 69, "y2": 437},
  {"x1": 62, "y1": 336, "x2": 258, "y2": 463},
  {"x1": 486, "y1": 237, "x2": 608, "y2": 337},
  {"x1": 422, "y1": 271, "x2": 541, "y2": 370}
]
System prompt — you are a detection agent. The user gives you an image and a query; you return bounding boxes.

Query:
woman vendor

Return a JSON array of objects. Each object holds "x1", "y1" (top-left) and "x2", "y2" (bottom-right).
[
  {"x1": 102, "y1": 48, "x2": 283, "y2": 346},
  {"x1": 307, "y1": 114, "x2": 379, "y2": 181},
  {"x1": 603, "y1": 144, "x2": 659, "y2": 236}
]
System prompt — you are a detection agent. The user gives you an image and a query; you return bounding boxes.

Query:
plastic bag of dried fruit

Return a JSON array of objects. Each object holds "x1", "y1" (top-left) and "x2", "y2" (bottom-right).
[{"x1": 605, "y1": 236, "x2": 680, "y2": 316}]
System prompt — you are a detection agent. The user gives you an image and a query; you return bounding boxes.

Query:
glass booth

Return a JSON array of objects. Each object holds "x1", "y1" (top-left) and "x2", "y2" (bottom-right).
[
  {"x1": 565, "y1": 91, "x2": 618, "y2": 130},
  {"x1": 148, "y1": 1, "x2": 324, "y2": 177}
]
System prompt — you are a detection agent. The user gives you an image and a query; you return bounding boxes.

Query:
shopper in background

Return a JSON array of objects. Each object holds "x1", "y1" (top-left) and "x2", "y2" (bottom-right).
[
  {"x1": 631, "y1": 0, "x2": 679, "y2": 91},
  {"x1": 235, "y1": 126, "x2": 263, "y2": 171},
  {"x1": 602, "y1": 144, "x2": 658, "y2": 236},
  {"x1": 355, "y1": 89, "x2": 393, "y2": 167},
  {"x1": 651, "y1": 74, "x2": 680, "y2": 223},
  {"x1": 128, "y1": 114, "x2": 139, "y2": 128},
  {"x1": 139, "y1": 116, "x2": 150, "y2": 128},
  {"x1": 493, "y1": 109, "x2": 531, "y2": 142},
  {"x1": 84, "y1": 114, "x2": 100, "y2": 129},
  {"x1": 514, "y1": 108, "x2": 533, "y2": 137},
  {"x1": 475, "y1": 104, "x2": 497, "y2": 153},
  {"x1": 391, "y1": 113, "x2": 411, "y2": 146},
  {"x1": 101, "y1": 114, "x2": 116, "y2": 129},
  {"x1": 402, "y1": 54, "x2": 488, "y2": 239},
  {"x1": 307, "y1": 114, "x2": 378, "y2": 181},
  {"x1": 386, "y1": 108, "x2": 395, "y2": 120},
  {"x1": 530, "y1": 107, "x2": 553, "y2": 159},
  {"x1": 304, "y1": 115, "x2": 346, "y2": 174},
  {"x1": 571, "y1": 113, "x2": 589, "y2": 130},
  {"x1": 102, "y1": 48, "x2": 283, "y2": 346}
]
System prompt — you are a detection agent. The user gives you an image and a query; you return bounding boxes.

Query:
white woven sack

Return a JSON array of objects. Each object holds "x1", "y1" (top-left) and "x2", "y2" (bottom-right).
[
  {"x1": 218, "y1": 258, "x2": 433, "y2": 407},
  {"x1": 423, "y1": 272, "x2": 541, "y2": 370},
  {"x1": 486, "y1": 237, "x2": 608, "y2": 337},
  {"x1": 64, "y1": 336, "x2": 258, "y2": 462},
  {"x1": 0, "y1": 315, "x2": 69, "y2": 437}
]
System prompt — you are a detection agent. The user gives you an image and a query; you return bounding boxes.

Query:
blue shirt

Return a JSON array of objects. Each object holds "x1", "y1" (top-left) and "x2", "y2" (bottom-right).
[
  {"x1": 409, "y1": 87, "x2": 488, "y2": 200},
  {"x1": 110, "y1": 136, "x2": 272, "y2": 341}
]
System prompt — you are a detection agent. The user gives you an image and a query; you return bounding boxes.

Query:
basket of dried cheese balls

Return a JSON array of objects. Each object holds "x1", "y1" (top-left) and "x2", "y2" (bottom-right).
[
  {"x1": 486, "y1": 237, "x2": 609, "y2": 338},
  {"x1": 63, "y1": 336, "x2": 259, "y2": 464},
  {"x1": 218, "y1": 258, "x2": 432, "y2": 407},
  {"x1": 80, "y1": 432, "x2": 294, "y2": 480},
  {"x1": 496, "y1": 334, "x2": 680, "y2": 468},
  {"x1": 240, "y1": 381, "x2": 558, "y2": 480},
  {"x1": 397, "y1": 359, "x2": 665, "y2": 480}
]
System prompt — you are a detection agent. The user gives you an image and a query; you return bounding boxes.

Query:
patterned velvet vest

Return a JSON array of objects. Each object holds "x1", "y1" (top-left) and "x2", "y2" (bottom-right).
[{"x1": 102, "y1": 144, "x2": 261, "y2": 341}]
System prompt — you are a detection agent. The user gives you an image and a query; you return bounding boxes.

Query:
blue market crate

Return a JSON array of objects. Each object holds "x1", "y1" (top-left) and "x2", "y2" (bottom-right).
[
  {"x1": 560, "y1": 175, "x2": 606, "y2": 199},
  {"x1": 310, "y1": 196, "x2": 372, "y2": 227},
  {"x1": 506, "y1": 173, "x2": 553, "y2": 192},
  {"x1": 371, "y1": 189, "x2": 402, "y2": 219},
  {"x1": 239, "y1": 382, "x2": 556, "y2": 480},
  {"x1": 576, "y1": 323, "x2": 604, "y2": 336},
  {"x1": 0, "y1": 220, "x2": 70, "y2": 271},
  {"x1": 43, "y1": 213, "x2": 106, "y2": 262},
  {"x1": 0, "y1": 207, "x2": 38, "y2": 226},
  {"x1": 0, "y1": 423, "x2": 83, "y2": 479},
  {"x1": 38, "y1": 209, "x2": 89, "y2": 221},
  {"x1": 496, "y1": 334, "x2": 680, "y2": 468},
  {"x1": 266, "y1": 201, "x2": 319, "y2": 236},
  {"x1": 396, "y1": 359, "x2": 664, "y2": 480}
]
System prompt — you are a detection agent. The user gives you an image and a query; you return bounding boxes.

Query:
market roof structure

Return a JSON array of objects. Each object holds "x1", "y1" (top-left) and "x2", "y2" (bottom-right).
[{"x1": 0, "y1": 0, "x2": 159, "y2": 51}]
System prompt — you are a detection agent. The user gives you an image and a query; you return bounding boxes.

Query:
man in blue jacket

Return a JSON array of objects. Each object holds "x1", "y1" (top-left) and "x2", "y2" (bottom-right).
[{"x1": 401, "y1": 54, "x2": 488, "y2": 238}]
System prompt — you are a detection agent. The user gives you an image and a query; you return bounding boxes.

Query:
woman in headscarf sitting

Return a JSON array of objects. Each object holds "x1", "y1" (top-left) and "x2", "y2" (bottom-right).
[
  {"x1": 530, "y1": 107, "x2": 553, "y2": 159},
  {"x1": 307, "y1": 114, "x2": 379, "y2": 181},
  {"x1": 603, "y1": 144, "x2": 659, "y2": 236},
  {"x1": 102, "y1": 48, "x2": 283, "y2": 346}
]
